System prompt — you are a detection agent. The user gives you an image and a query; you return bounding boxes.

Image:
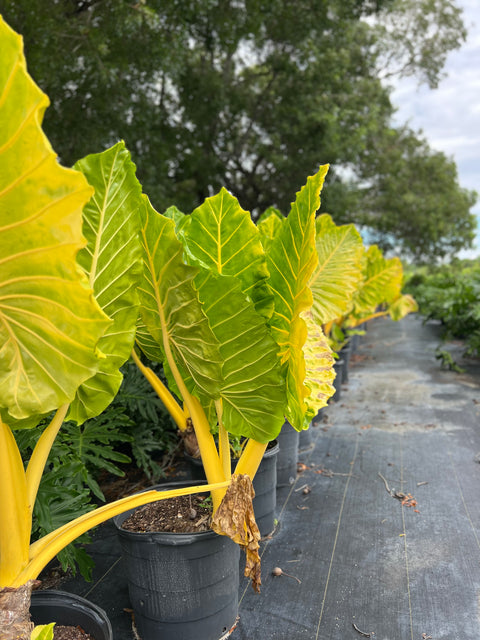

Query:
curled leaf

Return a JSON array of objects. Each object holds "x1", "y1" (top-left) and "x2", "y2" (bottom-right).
[{"x1": 212, "y1": 474, "x2": 261, "y2": 593}]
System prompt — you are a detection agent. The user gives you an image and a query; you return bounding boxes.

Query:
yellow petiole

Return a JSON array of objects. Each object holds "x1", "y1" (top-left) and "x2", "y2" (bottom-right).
[
  {"x1": 19, "y1": 480, "x2": 230, "y2": 587},
  {"x1": 25, "y1": 404, "x2": 69, "y2": 512},
  {"x1": 235, "y1": 438, "x2": 268, "y2": 481},
  {"x1": 131, "y1": 349, "x2": 187, "y2": 431}
]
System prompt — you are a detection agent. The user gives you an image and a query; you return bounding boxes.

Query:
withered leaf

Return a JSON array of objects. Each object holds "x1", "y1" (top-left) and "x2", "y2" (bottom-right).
[{"x1": 212, "y1": 474, "x2": 262, "y2": 592}]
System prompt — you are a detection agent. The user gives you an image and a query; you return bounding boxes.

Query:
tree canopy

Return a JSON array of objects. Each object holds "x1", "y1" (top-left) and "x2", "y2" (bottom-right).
[
  {"x1": 2, "y1": 0, "x2": 475, "y2": 261},
  {"x1": 356, "y1": 127, "x2": 478, "y2": 262}
]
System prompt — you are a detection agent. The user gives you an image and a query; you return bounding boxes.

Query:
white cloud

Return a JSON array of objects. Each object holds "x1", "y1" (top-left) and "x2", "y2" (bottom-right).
[{"x1": 389, "y1": 0, "x2": 480, "y2": 253}]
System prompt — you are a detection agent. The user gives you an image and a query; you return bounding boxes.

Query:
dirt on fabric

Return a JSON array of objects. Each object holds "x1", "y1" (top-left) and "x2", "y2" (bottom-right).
[{"x1": 121, "y1": 493, "x2": 213, "y2": 533}]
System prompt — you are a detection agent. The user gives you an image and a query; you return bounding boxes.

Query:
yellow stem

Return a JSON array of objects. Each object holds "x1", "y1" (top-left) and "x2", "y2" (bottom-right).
[
  {"x1": 19, "y1": 480, "x2": 230, "y2": 587},
  {"x1": 131, "y1": 349, "x2": 187, "y2": 430},
  {"x1": 25, "y1": 404, "x2": 69, "y2": 513},
  {"x1": 216, "y1": 399, "x2": 231, "y2": 479},
  {"x1": 0, "y1": 417, "x2": 30, "y2": 587},
  {"x1": 235, "y1": 438, "x2": 268, "y2": 481},
  {"x1": 349, "y1": 311, "x2": 387, "y2": 328},
  {"x1": 186, "y1": 395, "x2": 225, "y2": 511}
]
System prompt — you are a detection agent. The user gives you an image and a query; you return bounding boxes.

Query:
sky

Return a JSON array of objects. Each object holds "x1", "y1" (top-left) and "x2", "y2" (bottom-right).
[{"x1": 389, "y1": 0, "x2": 480, "y2": 257}]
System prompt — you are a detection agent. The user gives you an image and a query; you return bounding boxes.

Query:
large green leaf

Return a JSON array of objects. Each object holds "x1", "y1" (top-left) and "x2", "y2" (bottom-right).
[
  {"x1": 266, "y1": 165, "x2": 329, "y2": 430},
  {"x1": 310, "y1": 214, "x2": 364, "y2": 325},
  {"x1": 135, "y1": 315, "x2": 165, "y2": 364},
  {"x1": 0, "y1": 17, "x2": 110, "y2": 422},
  {"x1": 67, "y1": 142, "x2": 143, "y2": 423},
  {"x1": 179, "y1": 188, "x2": 274, "y2": 320},
  {"x1": 351, "y1": 245, "x2": 403, "y2": 320},
  {"x1": 194, "y1": 270, "x2": 286, "y2": 443},
  {"x1": 137, "y1": 196, "x2": 223, "y2": 400},
  {"x1": 170, "y1": 197, "x2": 286, "y2": 439}
]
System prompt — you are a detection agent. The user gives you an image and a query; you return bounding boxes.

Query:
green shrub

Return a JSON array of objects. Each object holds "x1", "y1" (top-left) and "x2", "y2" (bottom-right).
[{"x1": 407, "y1": 260, "x2": 480, "y2": 357}]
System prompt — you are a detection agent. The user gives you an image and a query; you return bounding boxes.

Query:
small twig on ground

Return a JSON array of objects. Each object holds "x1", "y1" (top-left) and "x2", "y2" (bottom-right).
[
  {"x1": 417, "y1": 481, "x2": 429, "y2": 487},
  {"x1": 294, "y1": 483, "x2": 310, "y2": 492},
  {"x1": 315, "y1": 468, "x2": 352, "y2": 477},
  {"x1": 378, "y1": 472, "x2": 392, "y2": 494},
  {"x1": 378, "y1": 473, "x2": 417, "y2": 508},
  {"x1": 352, "y1": 622, "x2": 374, "y2": 637}
]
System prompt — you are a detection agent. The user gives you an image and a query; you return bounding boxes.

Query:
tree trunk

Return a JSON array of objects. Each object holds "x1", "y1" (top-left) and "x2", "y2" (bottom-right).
[{"x1": 0, "y1": 581, "x2": 35, "y2": 640}]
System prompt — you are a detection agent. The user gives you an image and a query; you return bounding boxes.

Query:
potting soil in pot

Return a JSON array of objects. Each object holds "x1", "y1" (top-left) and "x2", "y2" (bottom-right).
[
  {"x1": 121, "y1": 493, "x2": 212, "y2": 533},
  {"x1": 53, "y1": 626, "x2": 94, "y2": 640}
]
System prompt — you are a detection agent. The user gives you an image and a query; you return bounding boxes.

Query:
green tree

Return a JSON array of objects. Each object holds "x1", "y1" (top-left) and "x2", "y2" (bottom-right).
[
  {"x1": 355, "y1": 126, "x2": 477, "y2": 262},
  {"x1": 373, "y1": 0, "x2": 467, "y2": 88}
]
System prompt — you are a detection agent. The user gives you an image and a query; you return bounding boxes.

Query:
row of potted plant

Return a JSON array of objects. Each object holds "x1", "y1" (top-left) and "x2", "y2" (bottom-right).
[{"x1": 0, "y1": 15, "x2": 416, "y2": 640}]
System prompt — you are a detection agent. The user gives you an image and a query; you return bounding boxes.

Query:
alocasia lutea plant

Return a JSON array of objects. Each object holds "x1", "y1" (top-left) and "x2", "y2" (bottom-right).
[
  {"x1": 131, "y1": 167, "x2": 336, "y2": 586},
  {"x1": 0, "y1": 14, "x2": 337, "y2": 638}
]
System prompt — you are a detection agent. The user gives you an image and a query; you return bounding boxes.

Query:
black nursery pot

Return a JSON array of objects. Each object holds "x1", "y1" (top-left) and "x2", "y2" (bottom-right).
[
  {"x1": 184, "y1": 441, "x2": 279, "y2": 537},
  {"x1": 350, "y1": 332, "x2": 360, "y2": 353},
  {"x1": 276, "y1": 421, "x2": 299, "y2": 487},
  {"x1": 113, "y1": 481, "x2": 240, "y2": 640},
  {"x1": 250, "y1": 439, "x2": 279, "y2": 535},
  {"x1": 331, "y1": 358, "x2": 344, "y2": 402},
  {"x1": 339, "y1": 343, "x2": 351, "y2": 383},
  {"x1": 298, "y1": 427, "x2": 313, "y2": 452},
  {"x1": 30, "y1": 590, "x2": 113, "y2": 640}
]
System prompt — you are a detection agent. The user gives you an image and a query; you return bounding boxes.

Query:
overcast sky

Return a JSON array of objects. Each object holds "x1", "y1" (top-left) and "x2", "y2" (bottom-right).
[{"x1": 389, "y1": 0, "x2": 480, "y2": 256}]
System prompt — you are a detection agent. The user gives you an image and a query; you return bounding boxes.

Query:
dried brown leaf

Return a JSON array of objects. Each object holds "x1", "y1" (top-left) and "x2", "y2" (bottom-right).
[{"x1": 212, "y1": 474, "x2": 262, "y2": 592}]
